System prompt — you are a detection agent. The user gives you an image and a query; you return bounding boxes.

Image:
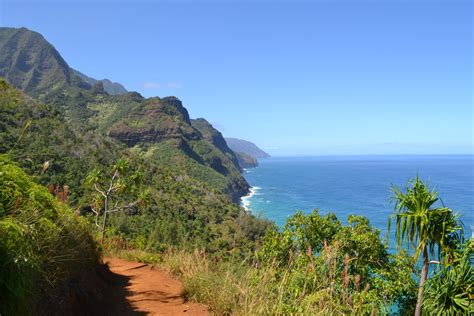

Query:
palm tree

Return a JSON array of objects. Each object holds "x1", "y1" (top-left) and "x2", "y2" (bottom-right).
[{"x1": 389, "y1": 177, "x2": 463, "y2": 316}]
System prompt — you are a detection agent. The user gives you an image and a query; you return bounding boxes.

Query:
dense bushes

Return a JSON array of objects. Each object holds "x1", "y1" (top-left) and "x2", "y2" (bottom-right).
[
  {"x1": 0, "y1": 155, "x2": 99, "y2": 315},
  {"x1": 256, "y1": 210, "x2": 417, "y2": 314},
  {"x1": 141, "y1": 211, "x2": 416, "y2": 315},
  {"x1": 0, "y1": 79, "x2": 121, "y2": 204},
  {"x1": 102, "y1": 190, "x2": 471, "y2": 315},
  {"x1": 152, "y1": 187, "x2": 471, "y2": 315},
  {"x1": 103, "y1": 158, "x2": 272, "y2": 256}
]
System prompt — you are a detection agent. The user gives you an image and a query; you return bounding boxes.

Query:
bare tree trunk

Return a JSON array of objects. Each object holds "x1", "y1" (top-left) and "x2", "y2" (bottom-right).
[
  {"x1": 101, "y1": 197, "x2": 108, "y2": 243},
  {"x1": 415, "y1": 247, "x2": 429, "y2": 316}
]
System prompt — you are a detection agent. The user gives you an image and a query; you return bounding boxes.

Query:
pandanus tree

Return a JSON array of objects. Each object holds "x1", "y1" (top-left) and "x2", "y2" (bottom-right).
[
  {"x1": 389, "y1": 177, "x2": 464, "y2": 316},
  {"x1": 423, "y1": 242, "x2": 473, "y2": 315},
  {"x1": 86, "y1": 158, "x2": 149, "y2": 243}
]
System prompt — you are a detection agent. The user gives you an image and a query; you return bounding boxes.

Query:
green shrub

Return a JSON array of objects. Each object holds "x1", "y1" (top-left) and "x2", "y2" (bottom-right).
[
  {"x1": 423, "y1": 242, "x2": 473, "y2": 315},
  {"x1": 156, "y1": 211, "x2": 418, "y2": 315},
  {"x1": 0, "y1": 155, "x2": 99, "y2": 315}
]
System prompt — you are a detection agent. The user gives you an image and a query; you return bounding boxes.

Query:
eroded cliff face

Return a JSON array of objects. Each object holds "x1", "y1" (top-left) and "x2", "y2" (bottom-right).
[
  {"x1": 109, "y1": 98, "x2": 200, "y2": 146},
  {"x1": 234, "y1": 152, "x2": 258, "y2": 169},
  {"x1": 191, "y1": 118, "x2": 241, "y2": 170},
  {"x1": 109, "y1": 98, "x2": 249, "y2": 201}
]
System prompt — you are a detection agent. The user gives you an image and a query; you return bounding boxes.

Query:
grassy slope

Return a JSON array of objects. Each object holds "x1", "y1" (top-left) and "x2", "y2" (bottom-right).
[{"x1": 0, "y1": 154, "x2": 99, "y2": 315}]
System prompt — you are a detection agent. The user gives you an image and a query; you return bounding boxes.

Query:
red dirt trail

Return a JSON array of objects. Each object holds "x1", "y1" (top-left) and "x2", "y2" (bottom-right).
[{"x1": 104, "y1": 257, "x2": 210, "y2": 316}]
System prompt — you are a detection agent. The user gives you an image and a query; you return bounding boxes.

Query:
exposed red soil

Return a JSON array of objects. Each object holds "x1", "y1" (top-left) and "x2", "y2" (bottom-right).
[{"x1": 104, "y1": 257, "x2": 210, "y2": 316}]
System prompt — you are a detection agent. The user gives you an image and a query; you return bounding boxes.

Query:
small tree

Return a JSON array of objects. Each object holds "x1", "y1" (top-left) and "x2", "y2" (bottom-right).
[
  {"x1": 389, "y1": 177, "x2": 464, "y2": 316},
  {"x1": 86, "y1": 158, "x2": 148, "y2": 243}
]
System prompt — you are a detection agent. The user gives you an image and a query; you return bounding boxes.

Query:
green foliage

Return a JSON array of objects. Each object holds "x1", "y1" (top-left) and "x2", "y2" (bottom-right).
[
  {"x1": 80, "y1": 151, "x2": 270, "y2": 256},
  {"x1": 258, "y1": 210, "x2": 342, "y2": 266},
  {"x1": 0, "y1": 155, "x2": 99, "y2": 315},
  {"x1": 0, "y1": 27, "x2": 82, "y2": 96},
  {"x1": 86, "y1": 157, "x2": 151, "y2": 242},
  {"x1": 255, "y1": 210, "x2": 417, "y2": 314},
  {"x1": 390, "y1": 176, "x2": 465, "y2": 315},
  {"x1": 109, "y1": 100, "x2": 249, "y2": 200},
  {"x1": 0, "y1": 78, "x2": 122, "y2": 204},
  {"x1": 334, "y1": 215, "x2": 388, "y2": 278},
  {"x1": 143, "y1": 141, "x2": 231, "y2": 193},
  {"x1": 0, "y1": 78, "x2": 270, "y2": 259},
  {"x1": 390, "y1": 176, "x2": 464, "y2": 262},
  {"x1": 2, "y1": 31, "x2": 469, "y2": 314},
  {"x1": 284, "y1": 210, "x2": 342, "y2": 253},
  {"x1": 159, "y1": 211, "x2": 417, "y2": 315},
  {"x1": 423, "y1": 242, "x2": 474, "y2": 315}
]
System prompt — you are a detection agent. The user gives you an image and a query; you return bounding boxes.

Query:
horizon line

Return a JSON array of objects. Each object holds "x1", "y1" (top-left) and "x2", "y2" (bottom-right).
[{"x1": 263, "y1": 153, "x2": 474, "y2": 158}]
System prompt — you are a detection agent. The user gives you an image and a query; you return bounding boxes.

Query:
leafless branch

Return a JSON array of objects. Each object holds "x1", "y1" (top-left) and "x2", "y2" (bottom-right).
[
  {"x1": 107, "y1": 170, "x2": 119, "y2": 195},
  {"x1": 107, "y1": 200, "x2": 139, "y2": 214},
  {"x1": 91, "y1": 207, "x2": 101, "y2": 228},
  {"x1": 94, "y1": 184, "x2": 106, "y2": 198}
]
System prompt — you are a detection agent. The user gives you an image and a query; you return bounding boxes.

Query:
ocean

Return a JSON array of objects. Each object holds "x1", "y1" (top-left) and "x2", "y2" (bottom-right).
[{"x1": 241, "y1": 155, "x2": 474, "y2": 250}]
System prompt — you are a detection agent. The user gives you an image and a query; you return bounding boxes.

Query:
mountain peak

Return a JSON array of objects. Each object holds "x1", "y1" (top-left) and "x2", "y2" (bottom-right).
[
  {"x1": 0, "y1": 27, "x2": 128, "y2": 97},
  {"x1": 0, "y1": 26, "x2": 76, "y2": 94}
]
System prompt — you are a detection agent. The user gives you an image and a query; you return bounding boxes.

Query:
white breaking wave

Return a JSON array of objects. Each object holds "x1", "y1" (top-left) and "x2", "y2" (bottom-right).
[{"x1": 240, "y1": 186, "x2": 260, "y2": 212}]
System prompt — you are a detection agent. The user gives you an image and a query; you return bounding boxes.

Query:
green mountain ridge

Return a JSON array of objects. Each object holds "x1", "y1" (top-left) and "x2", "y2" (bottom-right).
[
  {"x1": 0, "y1": 27, "x2": 91, "y2": 96},
  {"x1": 0, "y1": 77, "x2": 268, "y2": 253},
  {"x1": 0, "y1": 27, "x2": 127, "y2": 97},
  {"x1": 108, "y1": 98, "x2": 249, "y2": 199},
  {"x1": 225, "y1": 137, "x2": 270, "y2": 159},
  {"x1": 0, "y1": 26, "x2": 250, "y2": 201},
  {"x1": 0, "y1": 26, "x2": 270, "y2": 301},
  {"x1": 191, "y1": 118, "x2": 242, "y2": 170},
  {"x1": 73, "y1": 68, "x2": 128, "y2": 95},
  {"x1": 1, "y1": 25, "x2": 470, "y2": 316}
]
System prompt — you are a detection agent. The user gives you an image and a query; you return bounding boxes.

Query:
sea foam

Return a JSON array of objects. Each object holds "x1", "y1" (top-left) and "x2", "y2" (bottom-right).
[{"x1": 240, "y1": 186, "x2": 260, "y2": 212}]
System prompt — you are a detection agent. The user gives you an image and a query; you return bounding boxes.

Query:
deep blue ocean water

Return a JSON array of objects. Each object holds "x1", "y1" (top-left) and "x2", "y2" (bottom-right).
[{"x1": 241, "y1": 155, "x2": 474, "y2": 251}]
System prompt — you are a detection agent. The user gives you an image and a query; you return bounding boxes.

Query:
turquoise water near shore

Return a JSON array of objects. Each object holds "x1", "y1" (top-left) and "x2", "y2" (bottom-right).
[{"x1": 241, "y1": 155, "x2": 474, "y2": 250}]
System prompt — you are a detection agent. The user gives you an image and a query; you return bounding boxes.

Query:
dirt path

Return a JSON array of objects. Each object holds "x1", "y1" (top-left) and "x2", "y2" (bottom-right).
[{"x1": 104, "y1": 257, "x2": 210, "y2": 315}]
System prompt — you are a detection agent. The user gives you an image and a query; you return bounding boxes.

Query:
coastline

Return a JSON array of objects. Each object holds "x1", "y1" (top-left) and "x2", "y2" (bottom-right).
[{"x1": 240, "y1": 186, "x2": 259, "y2": 212}]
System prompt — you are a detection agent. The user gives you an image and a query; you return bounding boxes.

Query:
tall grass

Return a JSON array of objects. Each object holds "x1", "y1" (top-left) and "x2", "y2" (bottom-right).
[
  {"x1": 153, "y1": 247, "x2": 378, "y2": 315},
  {"x1": 0, "y1": 155, "x2": 99, "y2": 314},
  {"x1": 107, "y1": 212, "x2": 417, "y2": 315}
]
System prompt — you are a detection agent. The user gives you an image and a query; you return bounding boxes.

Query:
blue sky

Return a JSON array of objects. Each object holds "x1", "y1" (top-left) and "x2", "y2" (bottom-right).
[{"x1": 1, "y1": 0, "x2": 472, "y2": 155}]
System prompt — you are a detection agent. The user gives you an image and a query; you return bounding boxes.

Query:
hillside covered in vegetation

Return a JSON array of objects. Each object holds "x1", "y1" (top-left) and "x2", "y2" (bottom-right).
[
  {"x1": 0, "y1": 155, "x2": 99, "y2": 314},
  {"x1": 0, "y1": 26, "x2": 472, "y2": 315}
]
